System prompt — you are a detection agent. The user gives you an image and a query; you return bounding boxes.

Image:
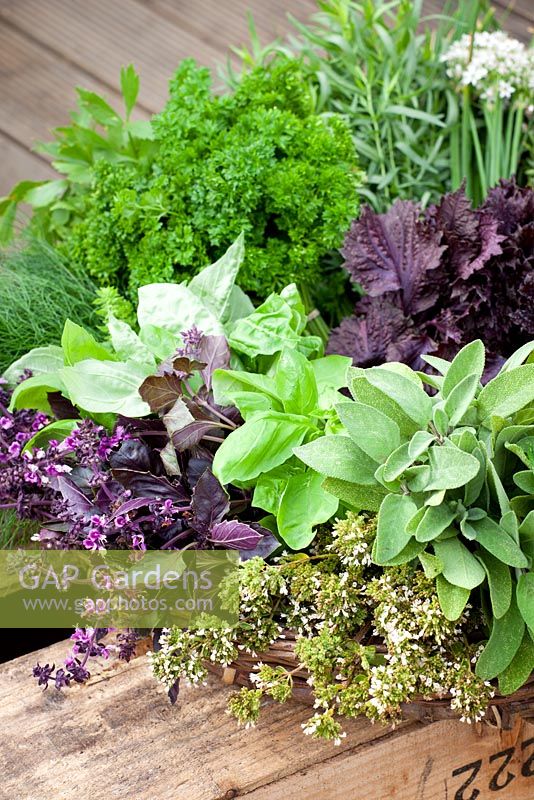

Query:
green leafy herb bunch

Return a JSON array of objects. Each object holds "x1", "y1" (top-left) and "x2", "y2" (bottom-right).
[{"x1": 296, "y1": 340, "x2": 534, "y2": 694}]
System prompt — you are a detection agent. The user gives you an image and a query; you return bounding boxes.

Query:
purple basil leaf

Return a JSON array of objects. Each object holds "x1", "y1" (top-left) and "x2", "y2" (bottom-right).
[
  {"x1": 190, "y1": 469, "x2": 229, "y2": 534},
  {"x1": 209, "y1": 520, "x2": 263, "y2": 550},
  {"x1": 197, "y1": 335, "x2": 230, "y2": 390},
  {"x1": 172, "y1": 420, "x2": 219, "y2": 452},
  {"x1": 111, "y1": 497, "x2": 155, "y2": 517},
  {"x1": 186, "y1": 455, "x2": 213, "y2": 489},
  {"x1": 53, "y1": 475, "x2": 95, "y2": 520},
  {"x1": 139, "y1": 373, "x2": 184, "y2": 414},
  {"x1": 109, "y1": 439, "x2": 153, "y2": 473},
  {"x1": 239, "y1": 526, "x2": 280, "y2": 561},
  {"x1": 111, "y1": 469, "x2": 188, "y2": 501},
  {"x1": 342, "y1": 201, "x2": 445, "y2": 314},
  {"x1": 47, "y1": 392, "x2": 80, "y2": 421}
]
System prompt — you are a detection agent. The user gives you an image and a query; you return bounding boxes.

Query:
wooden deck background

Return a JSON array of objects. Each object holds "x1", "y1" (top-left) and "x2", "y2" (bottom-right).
[{"x1": 0, "y1": 0, "x2": 532, "y2": 195}]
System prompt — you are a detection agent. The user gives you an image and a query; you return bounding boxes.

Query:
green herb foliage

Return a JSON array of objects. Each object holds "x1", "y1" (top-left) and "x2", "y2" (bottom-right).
[
  {"x1": 1, "y1": 60, "x2": 360, "y2": 310},
  {"x1": 295, "y1": 340, "x2": 534, "y2": 689},
  {"x1": 212, "y1": 347, "x2": 352, "y2": 549},
  {"x1": 227, "y1": 0, "x2": 490, "y2": 211},
  {"x1": 0, "y1": 242, "x2": 100, "y2": 374},
  {"x1": 0, "y1": 65, "x2": 155, "y2": 247}
]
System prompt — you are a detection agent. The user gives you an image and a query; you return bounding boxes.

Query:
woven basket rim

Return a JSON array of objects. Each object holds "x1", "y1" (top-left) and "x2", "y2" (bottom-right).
[{"x1": 207, "y1": 630, "x2": 534, "y2": 727}]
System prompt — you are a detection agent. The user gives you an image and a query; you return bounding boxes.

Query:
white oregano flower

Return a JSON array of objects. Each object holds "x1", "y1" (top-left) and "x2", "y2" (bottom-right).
[{"x1": 442, "y1": 31, "x2": 534, "y2": 105}]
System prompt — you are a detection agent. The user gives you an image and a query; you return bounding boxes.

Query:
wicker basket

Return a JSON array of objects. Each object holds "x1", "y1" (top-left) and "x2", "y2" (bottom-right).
[{"x1": 207, "y1": 629, "x2": 534, "y2": 730}]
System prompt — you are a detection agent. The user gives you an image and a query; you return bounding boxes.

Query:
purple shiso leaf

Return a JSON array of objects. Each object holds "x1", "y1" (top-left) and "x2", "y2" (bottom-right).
[
  {"x1": 190, "y1": 469, "x2": 230, "y2": 534},
  {"x1": 341, "y1": 201, "x2": 445, "y2": 315},
  {"x1": 209, "y1": 520, "x2": 264, "y2": 550}
]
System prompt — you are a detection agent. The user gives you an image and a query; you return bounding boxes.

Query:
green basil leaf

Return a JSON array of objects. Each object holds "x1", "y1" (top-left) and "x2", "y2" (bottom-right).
[
  {"x1": 188, "y1": 233, "x2": 244, "y2": 320},
  {"x1": 275, "y1": 349, "x2": 318, "y2": 415},
  {"x1": 475, "y1": 592, "x2": 525, "y2": 680},
  {"x1": 9, "y1": 372, "x2": 66, "y2": 413},
  {"x1": 108, "y1": 315, "x2": 155, "y2": 365},
  {"x1": 138, "y1": 325, "x2": 178, "y2": 360},
  {"x1": 137, "y1": 283, "x2": 223, "y2": 338},
  {"x1": 336, "y1": 401, "x2": 400, "y2": 463},
  {"x1": 252, "y1": 466, "x2": 293, "y2": 516},
  {"x1": 22, "y1": 419, "x2": 78, "y2": 454},
  {"x1": 228, "y1": 293, "x2": 299, "y2": 357},
  {"x1": 498, "y1": 631, "x2": 534, "y2": 695},
  {"x1": 374, "y1": 494, "x2": 417, "y2": 565},
  {"x1": 3, "y1": 345, "x2": 65, "y2": 387},
  {"x1": 230, "y1": 392, "x2": 274, "y2": 419},
  {"x1": 295, "y1": 435, "x2": 379, "y2": 485},
  {"x1": 478, "y1": 365, "x2": 534, "y2": 423},
  {"x1": 311, "y1": 356, "x2": 352, "y2": 393},
  {"x1": 436, "y1": 575, "x2": 470, "y2": 620},
  {"x1": 433, "y1": 538, "x2": 486, "y2": 589},
  {"x1": 61, "y1": 319, "x2": 115, "y2": 366},
  {"x1": 59, "y1": 359, "x2": 152, "y2": 416},
  {"x1": 278, "y1": 471, "x2": 339, "y2": 549},
  {"x1": 212, "y1": 369, "x2": 280, "y2": 406},
  {"x1": 321, "y1": 477, "x2": 387, "y2": 512},
  {"x1": 213, "y1": 412, "x2": 312, "y2": 484},
  {"x1": 476, "y1": 550, "x2": 512, "y2": 619},
  {"x1": 517, "y1": 572, "x2": 534, "y2": 630},
  {"x1": 472, "y1": 517, "x2": 528, "y2": 568},
  {"x1": 426, "y1": 444, "x2": 480, "y2": 490},
  {"x1": 442, "y1": 340, "x2": 484, "y2": 399}
]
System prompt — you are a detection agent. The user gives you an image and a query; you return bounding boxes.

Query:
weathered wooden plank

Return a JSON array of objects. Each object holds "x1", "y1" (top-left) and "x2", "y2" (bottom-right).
[
  {"x1": 143, "y1": 0, "x2": 317, "y2": 54},
  {"x1": 0, "y1": 134, "x2": 55, "y2": 196},
  {"x1": 1, "y1": 639, "x2": 534, "y2": 799},
  {"x1": 0, "y1": 25, "x2": 142, "y2": 151},
  {"x1": 0, "y1": 0, "x2": 223, "y2": 114}
]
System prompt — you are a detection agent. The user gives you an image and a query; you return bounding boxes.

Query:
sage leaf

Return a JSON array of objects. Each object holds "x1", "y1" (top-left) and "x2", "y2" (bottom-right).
[
  {"x1": 498, "y1": 632, "x2": 534, "y2": 696},
  {"x1": 433, "y1": 538, "x2": 485, "y2": 589},
  {"x1": 472, "y1": 517, "x2": 528, "y2": 568},
  {"x1": 408, "y1": 430, "x2": 434, "y2": 460},
  {"x1": 477, "y1": 550, "x2": 512, "y2": 619},
  {"x1": 349, "y1": 372, "x2": 420, "y2": 438},
  {"x1": 436, "y1": 575, "x2": 470, "y2": 620},
  {"x1": 336, "y1": 401, "x2": 400, "y2": 462},
  {"x1": 444, "y1": 373, "x2": 479, "y2": 427},
  {"x1": 382, "y1": 442, "x2": 415, "y2": 482},
  {"x1": 478, "y1": 364, "x2": 534, "y2": 423},
  {"x1": 365, "y1": 366, "x2": 433, "y2": 428},
  {"x1": 419, "y1": 551, "x2": 443, "y2": 579},
  {"x1": 425, "y1": 444, "x2": 480, "y2": 491},
  {"x1": 475, "y1": 593, "x2": 525, "y2": 680},
  {"x1": 321, "y1": 477, "x2": 387, "y2": 512},
  {"x1": 517, "y1": 572, "x2": 534, "y2": 630},
  {"x1": 442, "y1": 340, "x2": 484, "y2": 398},
  {"x1": 415, "y1": 503, "x2": 457, "y2": 542},
  {"x1": 295, "y1": 435, "x2": 379, "y2": 485},
  {"x1": 374, "y1": 494, "x2": 417, "y2": 565}
]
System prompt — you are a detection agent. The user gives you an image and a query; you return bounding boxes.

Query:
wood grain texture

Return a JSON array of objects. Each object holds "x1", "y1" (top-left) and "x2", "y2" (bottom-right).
[{"x1": 2, "y1": 639, "x2": 534, "y2": 799}]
